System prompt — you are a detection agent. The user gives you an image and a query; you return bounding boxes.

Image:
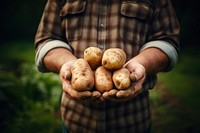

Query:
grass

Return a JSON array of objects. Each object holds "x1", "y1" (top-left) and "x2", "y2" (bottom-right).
[{"x1": 1, "y1": 41, "x2": 200, "y2": 133}]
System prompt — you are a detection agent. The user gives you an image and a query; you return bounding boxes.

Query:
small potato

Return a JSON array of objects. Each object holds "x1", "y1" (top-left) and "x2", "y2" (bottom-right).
[
  {"x1": 113, "y1": 68, "x2": 131, "y2": 90},
  {"x1": 95, "y1": 66, "x2": 113, "y2": 93},
  {"x1": 71, "y1": 58, "x2": 94, "y2": 91},
  {"x1": 102, "y1": 48, "x2": 126, "y2": 70},
  {"x1": 84, "y1": 47, "x2": 103, "y2": 70}
]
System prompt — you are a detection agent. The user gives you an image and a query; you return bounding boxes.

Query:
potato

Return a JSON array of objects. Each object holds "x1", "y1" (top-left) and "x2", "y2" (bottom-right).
[
  {"x1": 84, "y1": 47, "x2": 103, "y2": 70},
  {"x1": 71, "y1": 58, "x2": 94, "y2": 91},
  {"x1": 102, "y1": 48, "x2": 126, "y2": 70},
  {"x1": 95, "y1": 66, "x2": 113, "y2": 93},
  {"x1": 113, "y1": 68, "x2": 131, "y2": 90}
]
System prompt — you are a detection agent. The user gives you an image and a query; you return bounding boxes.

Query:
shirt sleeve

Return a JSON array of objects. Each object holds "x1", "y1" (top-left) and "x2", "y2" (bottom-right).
[
  {"x1": 34, "y1": 0, "x2": 72, "y2": 72},
  {"x1": 147, "y1": 0, "x2": 180, "y2": 54},
  {"x1": 141, "y1": 0, "x2": 180, "y2": 71},
  {"x1": 140, "y1": 40, "x2": 178, "y2": 71},
  {"x1": 35, "y1": 40, "x2": 72, "y2": 72}
]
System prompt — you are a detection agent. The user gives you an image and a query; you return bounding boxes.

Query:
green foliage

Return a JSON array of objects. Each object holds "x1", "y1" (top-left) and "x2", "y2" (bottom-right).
[
  {"x1": 20, "y1": 63, "x2": 62, "y2": 103},
  {"x1": 0, "y1": 63, "x2": 62, "y2": 133}
]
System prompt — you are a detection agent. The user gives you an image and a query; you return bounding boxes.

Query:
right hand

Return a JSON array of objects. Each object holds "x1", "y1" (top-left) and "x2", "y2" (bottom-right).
[
  {"x1": 59, "y1": 60, "x2": 102, "y2": 102},
  {"x1": 102, "y1": 61, "x2": 146, "y2": 102}
]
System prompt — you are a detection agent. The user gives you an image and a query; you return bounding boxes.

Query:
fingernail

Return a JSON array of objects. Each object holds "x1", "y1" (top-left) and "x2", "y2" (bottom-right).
[{"x1": 130, "y1": 73, "x2": 138, "y2": 81}]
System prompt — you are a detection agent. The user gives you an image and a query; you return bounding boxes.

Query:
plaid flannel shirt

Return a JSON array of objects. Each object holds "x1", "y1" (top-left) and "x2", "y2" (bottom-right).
[{"x1": 34, "y1": 0, "x2": 179, "y2": 132}]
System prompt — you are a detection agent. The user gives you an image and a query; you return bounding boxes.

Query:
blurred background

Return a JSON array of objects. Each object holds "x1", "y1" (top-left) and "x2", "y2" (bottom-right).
[{"x1": 0, "y1": 0, "x2": 200, "y2": 133}]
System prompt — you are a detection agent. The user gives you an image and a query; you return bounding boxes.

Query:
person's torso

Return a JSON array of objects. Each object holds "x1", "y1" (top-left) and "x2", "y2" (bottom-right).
[{"x1": 60, "y1": 0, "x2": 155, "y2": 59}]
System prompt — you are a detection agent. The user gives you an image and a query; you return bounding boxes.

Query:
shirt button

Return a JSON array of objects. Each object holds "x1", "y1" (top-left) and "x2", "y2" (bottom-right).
[
  {"x1": 98, "y1": 45, "x2": 104, "y2": 49},
  {"x1": 100, "y1": 23, "x2": 104, "y2": 28}
]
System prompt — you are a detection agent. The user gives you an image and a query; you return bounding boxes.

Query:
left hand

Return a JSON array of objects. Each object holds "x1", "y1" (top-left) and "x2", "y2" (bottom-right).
[{"x1": 102, "y1": 61, "x2": 146, "y2": 102}]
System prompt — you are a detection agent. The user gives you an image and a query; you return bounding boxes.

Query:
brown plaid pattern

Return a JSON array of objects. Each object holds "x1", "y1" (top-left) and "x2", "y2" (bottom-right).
[
  {"x1": 61, "y1": 91, "x2": 151, "y2": 133},
  {"x1": 35, "y1": 0, "x2": 179, "y2": 132}
]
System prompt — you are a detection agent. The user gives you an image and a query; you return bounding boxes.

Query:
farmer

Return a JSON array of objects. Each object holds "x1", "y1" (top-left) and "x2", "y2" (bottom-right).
[{"x1": 34, "y1": 0, "x2": 180, "y2": 132}]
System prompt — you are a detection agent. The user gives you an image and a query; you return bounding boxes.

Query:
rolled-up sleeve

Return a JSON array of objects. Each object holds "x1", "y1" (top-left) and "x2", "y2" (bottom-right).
[
  {"x1": 34, "y1": 0, "x2": 72, "y2": 72},
  {"x1": 143, "y1": 0, "x2": 180, "y2": 71},
  {"x1": 35, "y1": 40, "x2": 72, "y2": 72},
  {"x1": 147, "y1": 0, "x2": 180, "y2": 49},
  {"x1": 140, "y1": 40, "x2": 178, "y2": 71}
]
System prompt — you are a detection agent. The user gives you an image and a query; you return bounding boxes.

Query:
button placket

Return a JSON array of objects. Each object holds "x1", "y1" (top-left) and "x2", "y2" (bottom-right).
[
  {"x1": 97, "y1": 1, "x2": 107, "y2": 131},
  {"x1": 97, "y1": 0, "x2": 107, "y2": 51}
]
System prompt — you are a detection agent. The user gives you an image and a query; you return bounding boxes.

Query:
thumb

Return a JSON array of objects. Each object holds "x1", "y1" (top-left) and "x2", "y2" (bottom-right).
[
  {"x1": 60, "y1": 60, "x2": 76, "y2": 80},
  {"x1": 64, "y1": 69, "x2": 72, "y2": 80},
  {"x1": 130, "y1": 72, "x2": 138, "y2": 81}
]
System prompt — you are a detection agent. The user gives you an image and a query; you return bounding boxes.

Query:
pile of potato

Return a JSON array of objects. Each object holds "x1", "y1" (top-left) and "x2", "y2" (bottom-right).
[{"x1": 70, "y1": 47, "x2": 131, "y2": 93}]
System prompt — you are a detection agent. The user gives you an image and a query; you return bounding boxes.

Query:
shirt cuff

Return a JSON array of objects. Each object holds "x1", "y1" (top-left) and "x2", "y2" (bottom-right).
[
  {"x1": 140, "y1": 40, "x2": 178, "y2": 71},
  {"x1": 35, "y1": 40, "x2": 72, "y2": 72}
]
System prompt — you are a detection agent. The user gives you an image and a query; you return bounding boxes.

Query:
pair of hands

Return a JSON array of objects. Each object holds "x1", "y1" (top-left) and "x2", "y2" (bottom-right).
[{"x1": 60, "y1": 60, "x2": 146, "y2": 102}]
